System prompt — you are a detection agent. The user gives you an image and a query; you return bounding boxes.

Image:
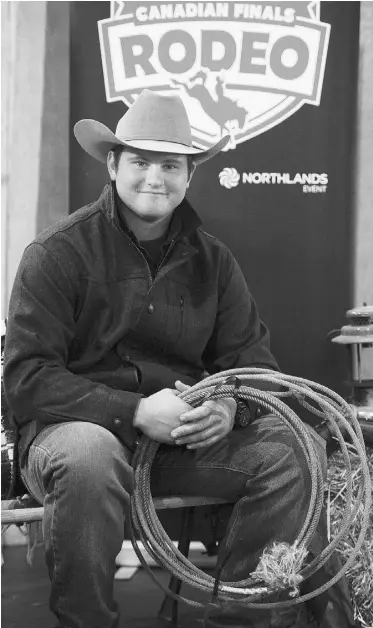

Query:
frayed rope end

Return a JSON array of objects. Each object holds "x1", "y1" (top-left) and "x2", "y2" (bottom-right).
[{"x1": 251, "y1": 541, "x2": 308, "y2": 597}]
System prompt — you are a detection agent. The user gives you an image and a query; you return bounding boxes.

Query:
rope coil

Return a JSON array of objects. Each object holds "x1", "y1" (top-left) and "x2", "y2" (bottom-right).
[{"x1": 128, "y1": 369, "x2": 372, "y2": 610}]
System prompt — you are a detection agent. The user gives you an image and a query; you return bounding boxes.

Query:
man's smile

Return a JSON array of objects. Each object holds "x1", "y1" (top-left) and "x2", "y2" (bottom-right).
[{"x1": 139, "y1": 191, "x2": 167, "y2": 195}]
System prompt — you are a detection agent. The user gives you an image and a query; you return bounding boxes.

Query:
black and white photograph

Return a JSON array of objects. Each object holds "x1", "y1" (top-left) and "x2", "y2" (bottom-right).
[{"x1": 1, "y1": 2, "x2": 372, "y2": 627}]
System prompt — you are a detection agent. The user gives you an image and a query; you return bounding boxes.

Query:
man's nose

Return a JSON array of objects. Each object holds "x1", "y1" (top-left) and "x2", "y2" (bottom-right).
[{"x1": 145, "y1": 165, "x2": 164, "y2": 186}]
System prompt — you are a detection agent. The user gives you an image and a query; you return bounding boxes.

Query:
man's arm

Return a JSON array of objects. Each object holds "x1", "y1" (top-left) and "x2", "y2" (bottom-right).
[
  {"x1": 4, "y1": 242, "x2": 193, "y2": 448},
  {"x1": 3, "y1": 242, "x2": 144, "y2": 449}
]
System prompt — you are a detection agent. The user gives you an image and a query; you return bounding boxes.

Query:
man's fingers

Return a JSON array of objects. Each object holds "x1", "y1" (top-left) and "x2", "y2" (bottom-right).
[
  {"x1": 179, "y1": 406, "x2": 211, "y2": 422},
  {"x1": 175, "y1": 426, "x2": 220, "y2": 446},
  {"x1": 171, "y1": 415, "x2": 217, "y2": 439},
  {"x1": 174, "y1": 380, "x2": 191, "y2": 393}
]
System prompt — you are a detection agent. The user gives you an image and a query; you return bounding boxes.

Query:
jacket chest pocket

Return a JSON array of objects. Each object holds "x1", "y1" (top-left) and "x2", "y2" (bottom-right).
[
  {"x1": 134, "y1": 279, "x2": 216, "y2": 359},
  {"x1": 164, "y1": 282, "x2": 217, "y2": 356},
  {"x1": 144, "y1": 289, "x2": 185, "y2": 349}
]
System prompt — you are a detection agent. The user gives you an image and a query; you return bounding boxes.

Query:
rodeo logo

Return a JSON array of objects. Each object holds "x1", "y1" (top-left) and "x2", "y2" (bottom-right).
[{"x1": 98, "y1": 1, "x2": 330, "y2": 150}]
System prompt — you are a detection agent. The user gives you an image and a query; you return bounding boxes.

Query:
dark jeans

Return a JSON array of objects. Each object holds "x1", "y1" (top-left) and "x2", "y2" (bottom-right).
[{"x1": 21, "y1": 415, "x2": 328, "y2": 628}]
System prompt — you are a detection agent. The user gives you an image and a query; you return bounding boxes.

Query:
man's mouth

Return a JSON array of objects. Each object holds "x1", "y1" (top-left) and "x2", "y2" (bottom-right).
[{"x1": 139, "y1": 191, "x2": 167, "y2": 195}]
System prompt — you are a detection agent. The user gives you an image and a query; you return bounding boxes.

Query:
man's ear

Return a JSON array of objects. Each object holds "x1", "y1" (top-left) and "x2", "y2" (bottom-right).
[
  {"x1": 186, "y1": 162, "x2": 196, "y2": 188},
  {"x1": 107, "y1": 150, "x2": 116, "y2": 181}
]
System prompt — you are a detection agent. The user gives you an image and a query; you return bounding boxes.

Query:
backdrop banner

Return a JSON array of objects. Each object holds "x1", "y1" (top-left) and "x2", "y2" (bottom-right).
[{"x1": 70, "y1": 1, "x2": 360, "y2": 397}]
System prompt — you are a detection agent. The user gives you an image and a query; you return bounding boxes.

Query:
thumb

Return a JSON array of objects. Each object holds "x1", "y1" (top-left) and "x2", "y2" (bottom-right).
[{"x1": 174, "y1": 380, "x2": 191, "y2": 393}]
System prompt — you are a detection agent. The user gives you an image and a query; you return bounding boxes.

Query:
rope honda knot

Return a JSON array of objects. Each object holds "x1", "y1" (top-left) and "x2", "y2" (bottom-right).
[{"x1": 251, "y1": 541, "x2": 308, "y2": 598}]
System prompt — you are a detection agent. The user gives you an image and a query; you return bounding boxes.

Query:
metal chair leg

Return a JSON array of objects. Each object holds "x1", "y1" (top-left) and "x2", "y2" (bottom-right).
[{"x1": 158, "y1": 506, "x2": 194, "y2": 625}]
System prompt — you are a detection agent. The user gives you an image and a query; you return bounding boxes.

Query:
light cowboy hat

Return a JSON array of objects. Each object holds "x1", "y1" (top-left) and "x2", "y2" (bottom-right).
[{"x1": 74, "y1": 89, "x2": 229, "y2": 165}]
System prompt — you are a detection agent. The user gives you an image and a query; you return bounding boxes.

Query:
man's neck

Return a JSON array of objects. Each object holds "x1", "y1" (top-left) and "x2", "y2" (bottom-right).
[{"x1": 117, "y1": 199, "x2": 172, "y2": 242}]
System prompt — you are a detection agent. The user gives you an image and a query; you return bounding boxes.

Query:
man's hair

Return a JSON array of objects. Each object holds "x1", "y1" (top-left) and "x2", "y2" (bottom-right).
[
  {"x1": 111, "y1": 145, "x2": 195, "y2": 176},
  {"x1": 112, "y1": 145, "x2": 125, "y2": 170}
]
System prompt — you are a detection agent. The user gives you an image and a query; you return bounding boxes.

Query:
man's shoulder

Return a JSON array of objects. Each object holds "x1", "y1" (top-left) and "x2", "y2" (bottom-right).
[
  {"x1": 35, "y1": 189, "x2": 110, "y2": 247},
  {"x1": 193, "y1": 226, "x2": 233, "y2": 261},
  {"x1": 196, "y1": 227, "x2": 226, "y2": 247},
  {"x1": 35, "y1": 204, "x2": 98, "y2": 243}
]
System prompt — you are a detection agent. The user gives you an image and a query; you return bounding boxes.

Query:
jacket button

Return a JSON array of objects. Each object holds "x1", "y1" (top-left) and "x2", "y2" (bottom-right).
[
  {"x1": 113, "y1": 418, "x2": 122, "y2": 427},
  {"x1": 148, "y1": 304, "x2": 154, "y2": 314}
]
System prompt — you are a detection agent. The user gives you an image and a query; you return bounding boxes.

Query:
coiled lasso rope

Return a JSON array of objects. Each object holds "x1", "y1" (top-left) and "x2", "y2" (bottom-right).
[{"x1": 128, "y1": 368, "x2": 372, "y2": 612}]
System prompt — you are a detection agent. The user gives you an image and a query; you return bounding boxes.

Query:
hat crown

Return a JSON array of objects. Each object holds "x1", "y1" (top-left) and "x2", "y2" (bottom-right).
[{"x1": 115, "y1": 90, "x2": 193, "y2": 148}]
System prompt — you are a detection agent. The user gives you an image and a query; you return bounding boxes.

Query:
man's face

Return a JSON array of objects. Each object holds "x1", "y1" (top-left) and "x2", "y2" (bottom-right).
[{"x1": 107, "y1": 147, "x2": 195, "y2": 223}]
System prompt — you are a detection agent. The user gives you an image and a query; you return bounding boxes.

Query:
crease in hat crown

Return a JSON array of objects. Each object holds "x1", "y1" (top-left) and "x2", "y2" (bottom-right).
[
  {"x1": 115, "y1": 90, "x2": 193, "y2": 147},
  {"x1": 74, "y1": 88, "x2": 229, "y2": 164}
]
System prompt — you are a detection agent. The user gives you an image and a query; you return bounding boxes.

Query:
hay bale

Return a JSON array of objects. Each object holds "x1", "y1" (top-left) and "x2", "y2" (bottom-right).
[{"x1": 327, "y1": 446, "x2": 373, "y2": 628}]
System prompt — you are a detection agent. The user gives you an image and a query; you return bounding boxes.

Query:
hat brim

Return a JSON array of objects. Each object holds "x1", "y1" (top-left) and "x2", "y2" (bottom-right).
[{"x1": 74, "y1": 119, "x2": 229, "y2": 165}]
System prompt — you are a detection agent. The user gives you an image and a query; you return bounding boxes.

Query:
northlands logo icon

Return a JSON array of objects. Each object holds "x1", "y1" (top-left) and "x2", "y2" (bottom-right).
[
  {"x1": 219, "y1": 168, "x2": 240, "y2": 189},
  {"x1": 99, "y1": 2, "x2": 330, "y2": 151}
]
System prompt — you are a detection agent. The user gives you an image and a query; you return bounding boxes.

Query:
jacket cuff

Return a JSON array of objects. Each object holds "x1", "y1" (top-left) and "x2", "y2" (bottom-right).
[{"x1": 106, "y1": 390, "x2": 144, "y2": 451}]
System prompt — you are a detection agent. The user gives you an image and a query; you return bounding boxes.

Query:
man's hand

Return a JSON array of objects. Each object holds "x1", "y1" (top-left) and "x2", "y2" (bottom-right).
[
  {"x1": 133, "y1": 388, "x2": 192, "y2": 444},
  {"x1": 170, "y1": 380, "x2": 237, "y2": 449}
]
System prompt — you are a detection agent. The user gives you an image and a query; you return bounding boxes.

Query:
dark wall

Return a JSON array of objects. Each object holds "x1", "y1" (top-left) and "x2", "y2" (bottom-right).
[{"x1": 70, "y1": 2, "x2": 360, "y2": 396}]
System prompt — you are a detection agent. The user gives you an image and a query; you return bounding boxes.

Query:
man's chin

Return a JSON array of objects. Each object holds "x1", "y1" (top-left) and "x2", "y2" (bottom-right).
[
  {"x1": 137, "y1": 204, "x2": 176, "y2": 222},
  {"x1": 140, "y1": 213, "x2": 166, "y2": 224}
]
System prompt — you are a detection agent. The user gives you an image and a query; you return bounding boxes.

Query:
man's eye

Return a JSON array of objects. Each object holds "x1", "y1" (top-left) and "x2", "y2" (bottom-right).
[
  {"x1": 164, "y1": 164, "x2": 178, "y2": 170},
  {"x1": 135, "y1": 161, "x2": 147, "y2": 167}
]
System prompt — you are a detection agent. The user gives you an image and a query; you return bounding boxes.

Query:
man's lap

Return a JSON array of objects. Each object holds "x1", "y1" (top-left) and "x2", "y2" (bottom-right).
[
  {"x1": 20, "y1": 415, "x2": 326, "y2": 505},
  {"x1": 150, "y1": 414, "x2": 320, "y2": 500}
]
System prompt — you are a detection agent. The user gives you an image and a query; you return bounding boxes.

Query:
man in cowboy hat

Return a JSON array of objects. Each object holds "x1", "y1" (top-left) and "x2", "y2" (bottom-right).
[{"x1": 3, "y1": 90, "x2": 355, "y2": 628}]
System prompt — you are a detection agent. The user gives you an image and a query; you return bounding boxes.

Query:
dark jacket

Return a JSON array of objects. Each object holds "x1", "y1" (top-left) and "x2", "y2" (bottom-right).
[{"x1": 3, "y1": 184, "x2": 278, "y2": 463}]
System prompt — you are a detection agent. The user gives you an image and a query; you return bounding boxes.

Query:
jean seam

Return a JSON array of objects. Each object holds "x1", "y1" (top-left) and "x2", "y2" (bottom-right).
[
  {"x1": 27, "y1": 443, "x2": 62, "y2": 605},
  {"x1": 29, "y1": 443, "x2": 54, "y2": 459},
  {"x1": 152, "y1": 463, "x2": 254, "y2": 477},
  {"x1": 49, "y1": 455, "x2": 63, "y2": 610}
]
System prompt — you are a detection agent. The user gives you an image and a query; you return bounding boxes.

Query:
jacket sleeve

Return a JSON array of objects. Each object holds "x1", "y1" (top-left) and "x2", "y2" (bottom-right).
[
  {"x1": 3, "y1": 242, "x2": 142, "y2": 450},
  {"x1": 203, "y1": 249, "x2": 280, "y2": 375}
]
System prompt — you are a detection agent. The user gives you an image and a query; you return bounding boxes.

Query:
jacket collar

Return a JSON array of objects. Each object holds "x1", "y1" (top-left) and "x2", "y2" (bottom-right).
[{"x1": 99, "y1": 183, "x2": 202, "y2": 244}]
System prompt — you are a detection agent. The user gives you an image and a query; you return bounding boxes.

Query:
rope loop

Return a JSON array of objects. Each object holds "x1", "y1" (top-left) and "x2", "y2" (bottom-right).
[
  {"x1": 203, "y1": 375, "x2": 242, "y2": 402},
  {"x1": 129, "y1": 368, "x2": 372, "y2": 611}
]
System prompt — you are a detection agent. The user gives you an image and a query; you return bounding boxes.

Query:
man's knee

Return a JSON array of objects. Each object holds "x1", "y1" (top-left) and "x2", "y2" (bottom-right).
[
  {"x1": 254, "y1": 415, "x2": 315, "y2": 475},
  {"x1": 37, "y1": 422, "x2": 133, "y2": 494}
]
